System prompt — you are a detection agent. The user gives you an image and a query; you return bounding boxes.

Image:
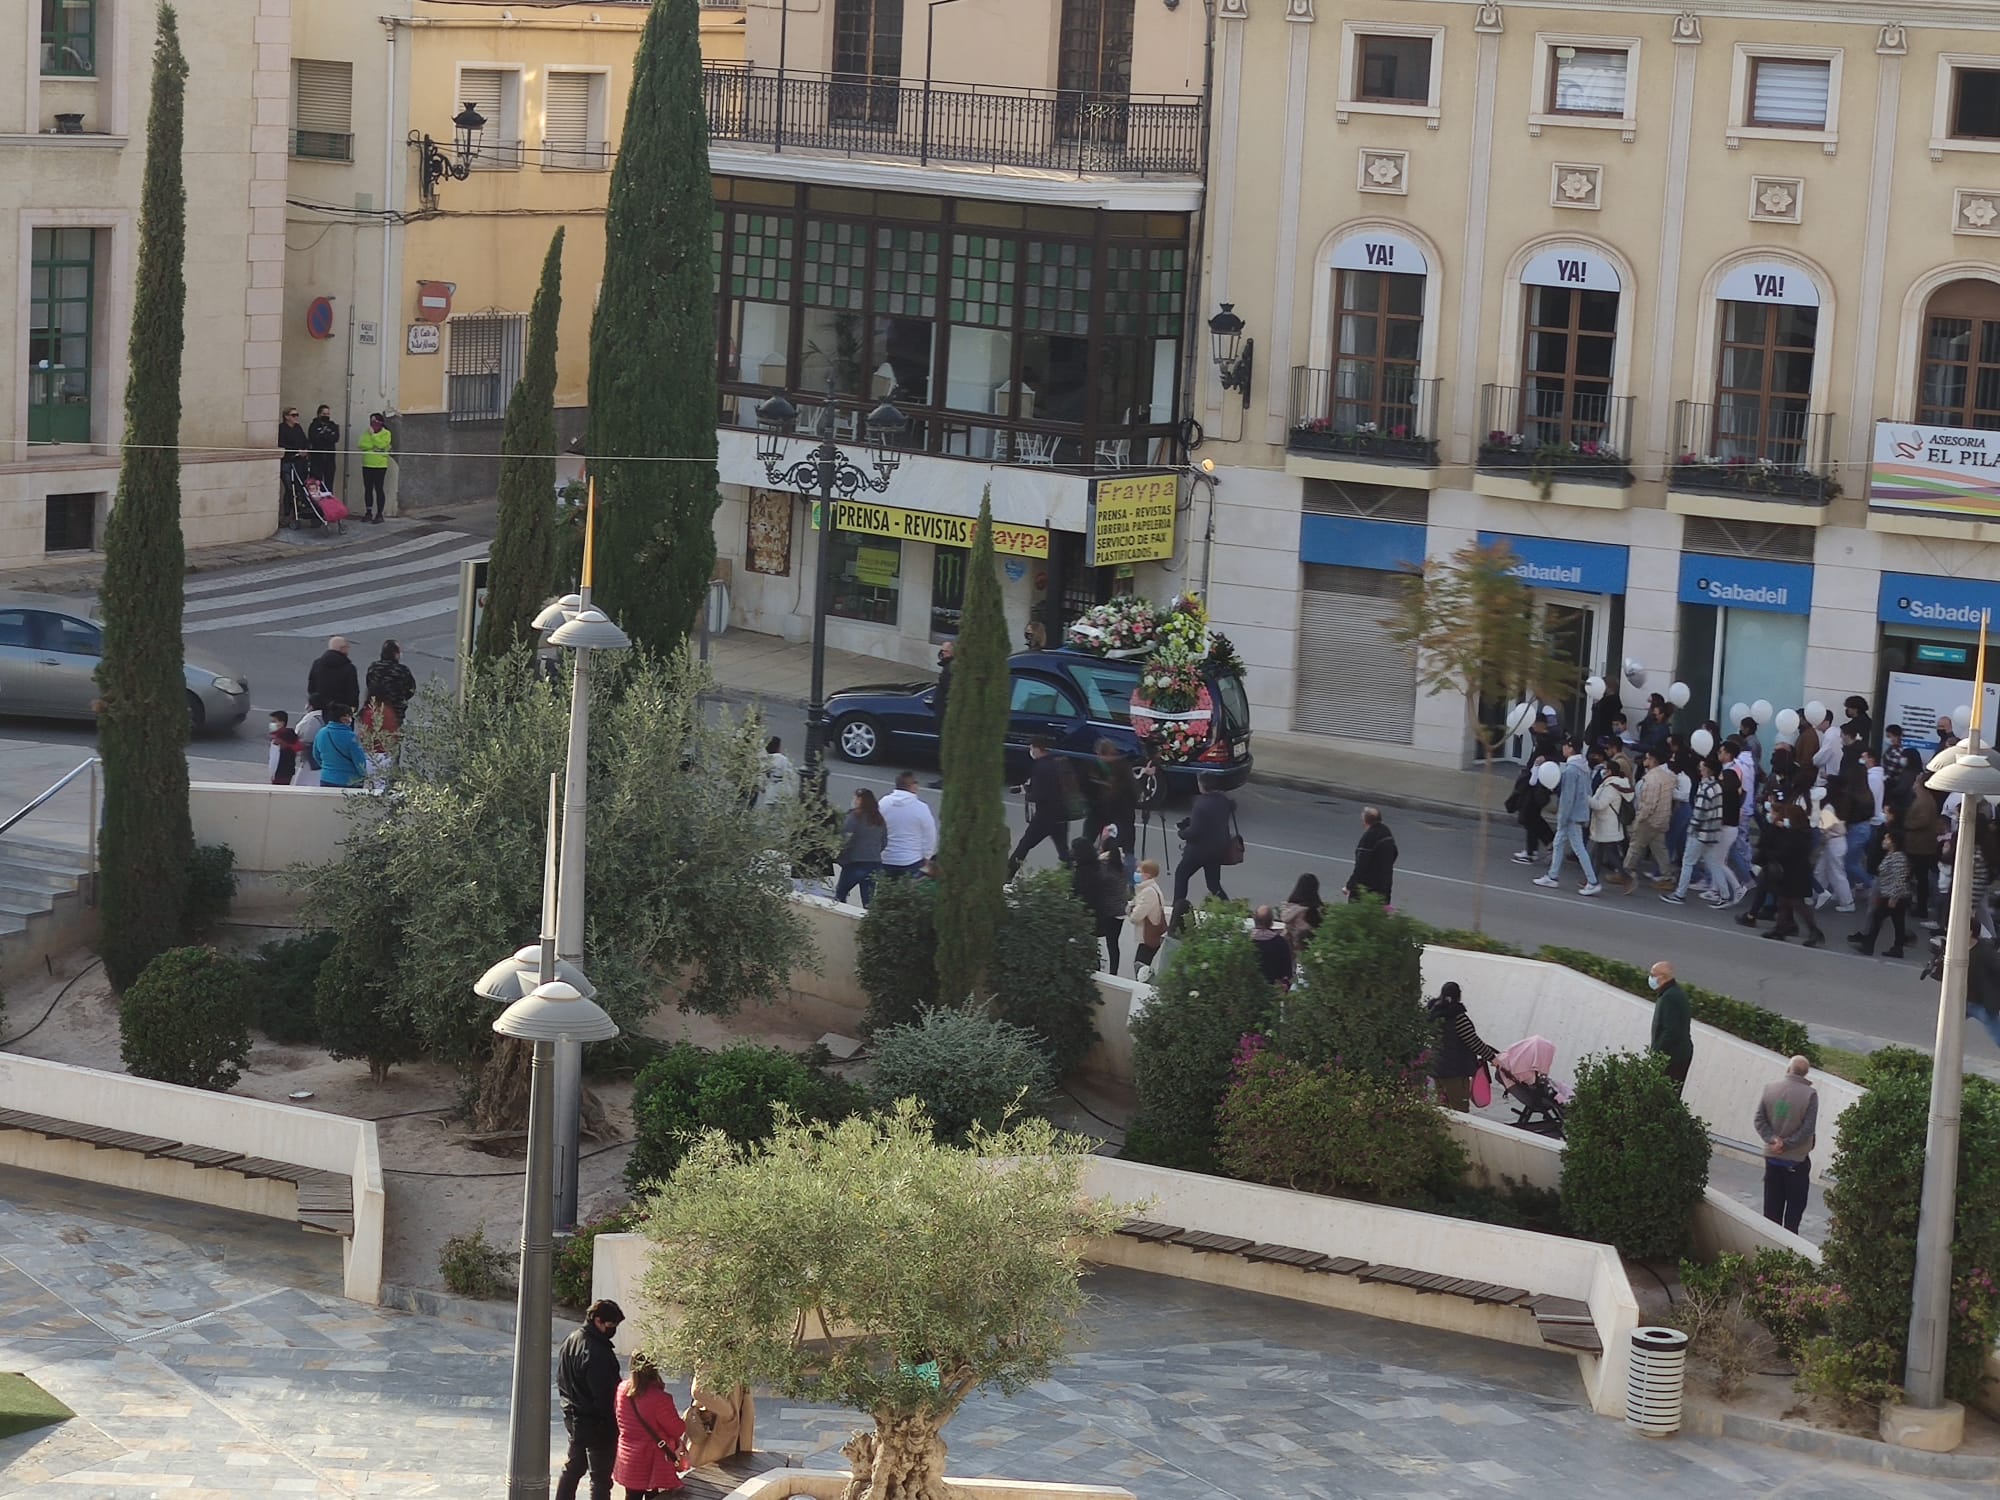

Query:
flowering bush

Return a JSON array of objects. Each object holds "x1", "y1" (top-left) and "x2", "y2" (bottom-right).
[
  {"x1": 1065, "y1": 596, "x2": 1159, "y2": 657},
  {"x1": 1741, "y1": 1247, "x2": 1837, "y2": 1360}
]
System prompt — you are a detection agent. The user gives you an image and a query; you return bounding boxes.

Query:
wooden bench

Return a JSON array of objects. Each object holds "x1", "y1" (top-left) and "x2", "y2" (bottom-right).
[
  {"x1": 1113, "y1": 1218, "x2": 1590, "y2": 1353},
  {"x1": 0, "y1": 1109, "x2": 354, "y2": 1239},
  {"x1": 679, "y1": 1449, "x2": 792, "y2": 1500}
]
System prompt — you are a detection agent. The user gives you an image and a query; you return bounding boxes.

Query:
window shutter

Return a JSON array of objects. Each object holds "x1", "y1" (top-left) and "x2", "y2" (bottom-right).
[
  {"x1": 1552, "y1": 50, "x2": 1626, "y2": 115},
  {"x1": 544, "y1": 72, "x2": 591, "y2": 150},
  {"x1": 295, "y1": 60, "x2": 353, "y2": 134},
  {"x1": 1751, "y1": 60, "x2": 1829, "y2": 127},
  {"x1": 458, "y1": 69, "x2": 506, "y2": 131}
]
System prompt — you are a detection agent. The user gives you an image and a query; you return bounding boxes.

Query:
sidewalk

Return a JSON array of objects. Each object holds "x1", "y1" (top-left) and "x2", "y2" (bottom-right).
[{"x1": 699, "y1": 624, "x2": 1498, "y2": 814}]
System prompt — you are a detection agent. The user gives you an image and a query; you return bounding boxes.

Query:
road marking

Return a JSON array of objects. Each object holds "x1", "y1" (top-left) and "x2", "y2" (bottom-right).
[
  {"x1": 184, "y1": 542, "x2": 489, "y2": 618},
  {"x1": 188, "y1": 574, "x2": 470, "y2": 632},
  {"x1": 259, "y1": 598, "x2": 461, "y2": 637},
  {"x1": 182, "y1": 531, "x2": 468, "y2": 596}
]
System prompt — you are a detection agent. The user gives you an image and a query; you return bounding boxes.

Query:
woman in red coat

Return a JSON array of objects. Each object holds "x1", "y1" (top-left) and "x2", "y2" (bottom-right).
[{"x1": 613, "y1": 1351, "x2": 687, "y2": 1498}]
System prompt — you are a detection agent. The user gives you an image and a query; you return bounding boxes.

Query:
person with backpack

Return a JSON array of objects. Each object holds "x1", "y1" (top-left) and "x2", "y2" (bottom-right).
[{"x1": 292, "y1": 704, "x2": 327, "y2": 787}]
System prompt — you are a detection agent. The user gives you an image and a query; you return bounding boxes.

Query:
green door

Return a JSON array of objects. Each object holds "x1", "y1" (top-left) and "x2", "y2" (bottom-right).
[{"x1": 28, "y1": 228, "x2": 93, "y2": 445}]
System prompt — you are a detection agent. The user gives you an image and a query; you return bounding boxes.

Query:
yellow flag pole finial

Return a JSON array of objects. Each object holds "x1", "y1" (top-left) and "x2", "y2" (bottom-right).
[{"x1": 582, "y1": 476, "x2": 596, "y2": 591}]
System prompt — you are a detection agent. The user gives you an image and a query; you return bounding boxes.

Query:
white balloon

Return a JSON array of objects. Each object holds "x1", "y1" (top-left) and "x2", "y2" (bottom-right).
[
  {"x1": 1775, "y1": 708, "x2": 1800, "y2": 736},
  {"x1": 1505, "y1": 702, "x2": 1536, "y2": 737},
  {"x1": 1689, "y1": 729, "x2": 1715, "y2": 756},
  {"x1": 1667, "y1": 681, "x2": 1691, "y2": 708},
  {"x1": 1729, "y1": 702, "x2": 1750, "y2": 726},
  {"x1": 1805, "y1": 700, "x2": 1828, "y2": 725},
  {"x1": 1751, "y1": 698, "x2": 1775, "y2": 724},
  {"x1": 1536, "y1": 761, "x2": 1562, "y2": 790},
  {"x1": 1585, "y1": 675, "x2": 1606, "y2": 703},
  {"x1": 1955, "y1": 705, "x2": 1974, "y2": 730},
  {"x1": 1810, "y1": 784, "x2": 1826, "y2": 804},
  {"x1": 1624, "y1": 657, "x2": 1648, "y2": 688}
]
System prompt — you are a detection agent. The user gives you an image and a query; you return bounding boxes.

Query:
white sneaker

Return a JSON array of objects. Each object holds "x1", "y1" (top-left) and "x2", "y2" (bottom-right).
[
  {"x1": 1812, "y1": 890, "x2": 1832, "y2": 909},
  {"x1": 1533, "y1": 874, "x2": 1560, "y2": 888},
  {"x1": 1511, "y1": 851, "x2": 1536, "y2": 865},
  {"x1": 1579, "y1": 883, "x2": 1603, "y2": 897},
  {"x1": 1835, "y1": 902, "x2": 1856, "y2": 914}
]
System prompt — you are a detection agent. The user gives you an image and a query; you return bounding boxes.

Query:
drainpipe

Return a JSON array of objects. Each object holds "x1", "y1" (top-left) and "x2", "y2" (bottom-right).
[{"x1": 379, "y1": 18, "x2": 399, "y2": 408}]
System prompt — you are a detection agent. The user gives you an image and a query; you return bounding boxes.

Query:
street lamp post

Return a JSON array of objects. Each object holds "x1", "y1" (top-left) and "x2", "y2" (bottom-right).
[{"x1": 754, "y1": 386, "x2": 907, "y2": 780}]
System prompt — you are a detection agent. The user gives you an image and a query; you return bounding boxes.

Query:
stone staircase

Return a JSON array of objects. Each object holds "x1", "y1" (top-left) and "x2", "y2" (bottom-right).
[{"x1": 0, "y1": 837, "x2": 95, "y2": 944}]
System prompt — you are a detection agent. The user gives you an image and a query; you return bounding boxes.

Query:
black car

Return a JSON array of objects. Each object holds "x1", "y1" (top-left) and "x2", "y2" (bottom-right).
[{"x1": 824, "y1": 647, "x2": 1253, "y2": 794}]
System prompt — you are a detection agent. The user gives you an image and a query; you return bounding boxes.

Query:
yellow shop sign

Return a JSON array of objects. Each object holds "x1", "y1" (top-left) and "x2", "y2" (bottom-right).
[
  {"x1": 1089, "y1": 473, "x2": 1177, "y2": 566},
  {"x1": 826, "y1": 500, "x2": 1051, "y2": 559}
]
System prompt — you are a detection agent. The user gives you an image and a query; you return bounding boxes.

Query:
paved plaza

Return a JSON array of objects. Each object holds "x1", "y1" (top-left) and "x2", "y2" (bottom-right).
[{"x1": 0, "y1": 1164, "x2": 1988, "y2": 1498}]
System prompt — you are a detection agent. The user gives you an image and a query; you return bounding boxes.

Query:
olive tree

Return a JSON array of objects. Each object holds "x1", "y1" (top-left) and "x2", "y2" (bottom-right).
[{"x1": 639, "y1": 1104, "x2": 1125, "y2": 1500}]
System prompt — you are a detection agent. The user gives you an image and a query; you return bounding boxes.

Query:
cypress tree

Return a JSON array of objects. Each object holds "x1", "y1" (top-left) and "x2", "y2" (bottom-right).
[
  {"x1": 98, "y1": 5, "x2": 194, "y2": 990},
  {"x1": 477, "y1": 227, "x2": 564, "y2": 660},
  {"x1": 935, "y1": 490, "x2": 1012, "y2": 1005},
  {"x1": 586, "y1": 0, "x2": 718, "y2": 650}
]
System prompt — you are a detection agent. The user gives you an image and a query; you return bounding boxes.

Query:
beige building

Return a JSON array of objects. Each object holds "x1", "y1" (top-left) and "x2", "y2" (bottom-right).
[
  {"x1": 1200, "y1": 0, "x2": 2000, "y2": 765},
  {"x1": 1, "y1": 0, "x2": 284, "y2": 564},
  {"x1": 703, "y1": 0, "x2": 1209, "y2": 666}
]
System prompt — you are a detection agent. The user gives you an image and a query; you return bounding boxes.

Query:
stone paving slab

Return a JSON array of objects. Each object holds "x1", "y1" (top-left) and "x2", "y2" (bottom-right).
[{"x1": 0, "y1": 1163, "x2": 1992, "y2": 1498}]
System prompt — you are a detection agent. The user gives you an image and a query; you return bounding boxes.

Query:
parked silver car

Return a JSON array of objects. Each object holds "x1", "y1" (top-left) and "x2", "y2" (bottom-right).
[{"x1": 0, "y1": 592, "x2": 250, "y2": 731}]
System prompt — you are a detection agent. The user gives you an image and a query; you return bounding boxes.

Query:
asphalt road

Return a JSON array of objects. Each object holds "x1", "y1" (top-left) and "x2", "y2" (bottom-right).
[{"x1": 1, "y1": 525, "x2": 1980, "y2": 1065}]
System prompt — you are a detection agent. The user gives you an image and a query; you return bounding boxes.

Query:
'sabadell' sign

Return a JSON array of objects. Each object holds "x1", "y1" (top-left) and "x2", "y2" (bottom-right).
[{"x1": 1871, "y1": 421, "x2": 2000, "y2": 521}]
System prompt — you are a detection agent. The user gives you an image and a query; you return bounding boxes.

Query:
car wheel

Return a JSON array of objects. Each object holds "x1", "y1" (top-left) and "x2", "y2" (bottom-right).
[
  {"x1": 835, "y1": 715, "x2": 882, "y2": 763},
  {"x1": 186, "y1": 691, "x2": 206, "y2": 733}
]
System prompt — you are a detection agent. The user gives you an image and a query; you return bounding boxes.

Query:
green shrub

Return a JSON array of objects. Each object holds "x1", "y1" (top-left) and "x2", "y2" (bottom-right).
[
  {"x1": 438, "y1": 1225, "x2": 516, "y2": 1299},
  {"x1": 553, "y1": 1204, "x2": 641, "y2": 1309},
  {"x1": 1279, "y1": 899, "x2": 1430, "y2": 1078},
  {"x1": 869, "y1": 1009, "x2": 1053, "y2": 1142},
  {"x1": 1423, "y1": 927, "x2": 1524, "y2": 957},
  {"x1": 118, "y1": 946, "x2": 254, "y2": 1091},
  {"x1": 314, "y1": 930, "x2": 422, "y2": 1084},
  {"x1": 1535, "y1": 944, "x2": 1816, "y2": 1062},
  {"x1": 1217, "y1": 1040, "x2": 1467, "y2": 1203},
  {"x1": 1742, "y1": 1247, "x2": 1836, "y2": 1361},
  {"x1": 1558, "y1": 1049, "x2": 1710, "y2": 1259},
  {"x1": 1125, "y1": 902, "x2": 1279, "y2": 1171},
  {"x1": 856, "y1": 876, "x2": 941, "y2": 1035},
  {"x1": 1423, "y1": 1177, "x2": 1564, "y2": 1234},
  {"x1": 246, "y1": 930, "x2": 336, "y2": 1044},
  {"x1": 1814, "y1": 1046, "x2": 2000, "y2": 1406},
  {"x1": 988, "y1": 869, "x2": 1101, "y2": 1076},
  {"x1": 624, "y1": 1041, "x2": 866, "y2": 1189},
  {"x1": 181, "y1": 844, "x2": 238, "y2": 939}
]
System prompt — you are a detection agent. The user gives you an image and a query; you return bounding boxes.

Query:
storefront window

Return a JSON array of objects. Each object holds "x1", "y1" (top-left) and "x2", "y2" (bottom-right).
[
  {"x1": 1918, "y1": 278, "x2": 2000, "y2": 431},
  {"x1": 827, "y1": 532, "x2": 901, "y2": 624},
  {"x1": 930, "y1": 545, "x2": 965, "y2": 637},
  {"x1": 1521, "y1": 285, "x2": 1617, "y2": 447}
]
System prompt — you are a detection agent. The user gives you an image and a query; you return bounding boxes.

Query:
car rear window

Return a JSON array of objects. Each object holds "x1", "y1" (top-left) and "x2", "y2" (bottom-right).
[
  {"x1": 1212, "y1": 672, "x2": 1250, "y2": 735},
  {"x1": 1065, "y1": 660, "x2": 1137, "y2": 724}
]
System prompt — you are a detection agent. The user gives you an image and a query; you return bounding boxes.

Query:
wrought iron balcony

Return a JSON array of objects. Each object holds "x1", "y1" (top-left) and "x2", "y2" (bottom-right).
[
  {"x1": 702, "y1": 65, "x2": 1202, "y2": 177},
  {"x1": 1478, "y1": 385, "x2": 1636, "y2": 486},
  {"x1": 1670, "y1": 401, "x2": 1839, "y2": 504},
  {"x1": 1287, "y1": 368, "x2": 1442, "y2": 465}
]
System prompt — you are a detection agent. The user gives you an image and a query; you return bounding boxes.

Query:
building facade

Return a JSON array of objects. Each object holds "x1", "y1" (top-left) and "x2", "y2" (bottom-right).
[
  {"x1": 704, "y1": 0, "x2": 1208, "y2": 666},
  {"x1": 2, "y1": 0, "x2": 283, "y2": 565},
  {"x1": 1201, "y1": 0, "x2": 2000, "y2": 765}
]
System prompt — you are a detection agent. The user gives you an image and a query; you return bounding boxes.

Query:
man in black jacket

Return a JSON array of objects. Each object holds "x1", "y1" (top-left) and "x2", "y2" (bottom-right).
[
  {"x1": 555, "y1": 1298, "x2": 624, "y2": 1500},
  {"x1": 306, "y1": 636, "x2": 358, "y2": 712},
  {"x1": 307, "y1": 404, "x2": 340, "y2": 489},
  {"x1": 1008, "y1": 737, "x2": 1075, "y2": 875},
  {"x1": 1347, "y1": 806, "x2": 1398, "y2": 905},
  {"x1": 1170, "y1": 772, "x2": 1236, "y2": 925}
]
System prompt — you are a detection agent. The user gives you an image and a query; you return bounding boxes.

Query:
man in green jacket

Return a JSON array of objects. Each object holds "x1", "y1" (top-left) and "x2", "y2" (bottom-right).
[
  {"x1": 358, "y1": 412, "x2": 393, "y2": 522},
  {"x1": 1648, "y1": 958, "x2": 1694, "y2": 1093}
]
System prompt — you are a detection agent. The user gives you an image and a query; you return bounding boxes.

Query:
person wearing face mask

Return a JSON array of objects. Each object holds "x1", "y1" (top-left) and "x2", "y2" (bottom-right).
[
  {"x1": 267, "y1": 710, "x2": 304, "y2": 785},
  {"x1": 927, "y1": 641, "x2": 953, "y2": 790},
  {"x1": 1647, "y1": 959, "x2": 1693, "y2": 1093}
]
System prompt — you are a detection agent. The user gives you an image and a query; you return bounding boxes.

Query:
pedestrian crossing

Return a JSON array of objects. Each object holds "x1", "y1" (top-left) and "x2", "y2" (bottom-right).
[{"x1": 182, "y1": 528, "x2": 485, "y2": 640}]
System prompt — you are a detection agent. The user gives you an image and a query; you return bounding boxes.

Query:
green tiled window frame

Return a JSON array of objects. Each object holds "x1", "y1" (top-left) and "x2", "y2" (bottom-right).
[
  {"x1": 872, "y1": 226, "x2": 940, "y2": 319},
  {"x1": 946, "y1": 233, "x2": 1017, "y2": 328},
  {"x1": 729, "y1": 212, "x2": 795, "y2": 304},
  {"x1": 40, "y1": 0, "x2": 95, "y2": 77}
]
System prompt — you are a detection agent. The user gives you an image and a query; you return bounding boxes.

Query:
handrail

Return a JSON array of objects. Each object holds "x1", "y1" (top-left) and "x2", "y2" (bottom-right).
[{"x1": 0, "y1": 756, "x2": 102, "y2": 875}]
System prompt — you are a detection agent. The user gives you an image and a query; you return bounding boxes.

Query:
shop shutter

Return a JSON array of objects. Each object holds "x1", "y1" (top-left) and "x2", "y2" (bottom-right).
[
  {"x1": 293, "y1": 59, "x2": 353, "y2": 161},
  {"x1": 1295, "y1": 565, "x2": 1417, "y2": 742},
  {"x1": 544, "y1": 72, "x2": 591, "y2": 151}
]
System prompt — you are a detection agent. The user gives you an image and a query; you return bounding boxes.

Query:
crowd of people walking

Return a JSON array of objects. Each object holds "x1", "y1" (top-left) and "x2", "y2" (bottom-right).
[{"x1": 270, "y1": 634, "x2": 416, "y2": 788}]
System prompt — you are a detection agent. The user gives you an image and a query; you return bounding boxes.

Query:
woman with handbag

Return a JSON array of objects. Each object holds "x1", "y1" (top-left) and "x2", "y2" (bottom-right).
[
  {"x1": 1427, "y1": 982, "x2": 1498, "y2": 1112},
  {"x1": 613, "y1": 1350, "x2": 687, "y2": 1498}
]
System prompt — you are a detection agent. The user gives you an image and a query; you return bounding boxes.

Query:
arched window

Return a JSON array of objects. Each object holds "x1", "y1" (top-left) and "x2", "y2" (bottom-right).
[
  {"x1": 1919, "y1": 277, "x2": 2000, "y2": 430},
  {"x1": 831, "y1": 0, "x2": 904, "y2": 127},
  {"x1": 1517, "y1": 247, "x2": 1621, "y2": 448}
]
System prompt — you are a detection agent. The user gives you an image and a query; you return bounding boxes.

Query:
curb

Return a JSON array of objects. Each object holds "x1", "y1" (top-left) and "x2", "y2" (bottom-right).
[
  {"x1": 1682, "y1": 1400, "x2": 2000, "y2": 1481},
  {"x1": 378, "y1": 1280, "x2": 536, "y2": 1335},
  {"x1": 1245, "y1": 767, "x2": 1477, "y2": 821}
]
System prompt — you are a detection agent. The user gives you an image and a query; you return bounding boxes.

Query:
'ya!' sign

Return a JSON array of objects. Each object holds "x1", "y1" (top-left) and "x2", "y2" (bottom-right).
[
  {"x1": 1717, "y1": 262, "x2": 1820, "y2": 307},
  {"x1": 1521, "y1": 246, "x2": 1621, "y2": 293},
  {"x1": 1331, "y1": 230, "x2": 1431, "y2": 275}
]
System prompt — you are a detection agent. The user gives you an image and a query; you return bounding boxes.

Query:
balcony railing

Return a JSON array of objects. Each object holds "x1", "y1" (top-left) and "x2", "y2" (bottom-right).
[
  {"x1": 1670, "y1": 401, "x2": 1838, "y2": 503},
  {"x1": 1287, "y1": 367, "x2": 1441, "y2": 465},
  {"x1": 1478, "y1": 385, "x2": 1636, "y2": 486},
  {"x1": 540, "y1": 138, "x2": 609, "y2": 171},
  {"x1": 702, "y1": 65, "x2": 1203, "y2": 177},
  {"x1": 292, "y1": 129, "x2": 353, "y2": 163}
]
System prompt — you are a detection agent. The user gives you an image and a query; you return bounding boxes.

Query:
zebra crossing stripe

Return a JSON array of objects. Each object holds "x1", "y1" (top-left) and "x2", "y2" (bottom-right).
[
  {"x1": 182, "y1": 531, "x2": 468, "y2": 596},
  {"x1": 259, "y1": 598, "x2": 462, "y2": 638},
  {"x1": 184, "y1": 541, "x2": 490, "y2": 618}
]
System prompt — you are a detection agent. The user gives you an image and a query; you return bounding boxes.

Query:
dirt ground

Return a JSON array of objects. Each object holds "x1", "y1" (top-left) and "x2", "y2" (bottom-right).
[{"x1": 1, "y1": 936, "x2": 843, "y2": 1294}]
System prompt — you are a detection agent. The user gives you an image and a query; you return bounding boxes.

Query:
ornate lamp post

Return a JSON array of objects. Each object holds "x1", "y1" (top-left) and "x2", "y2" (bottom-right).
[
  {"x1": 754, "y1": 386, "x2": 907, "y2": 778},
  {"x1": 414, "y1": 101, "x2": 487, "y2": 204}
]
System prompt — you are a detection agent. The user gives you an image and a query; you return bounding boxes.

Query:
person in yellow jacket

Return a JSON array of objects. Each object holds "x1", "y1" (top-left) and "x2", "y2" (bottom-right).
[{"x1": 358, "y1": 412, "x2": 393, "y2": 522}]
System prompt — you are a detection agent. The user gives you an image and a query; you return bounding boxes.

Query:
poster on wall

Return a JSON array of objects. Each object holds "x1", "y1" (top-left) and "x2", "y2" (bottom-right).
[
  {"x1": 1870, "y1": 421, "x2": 2000, "y2": 521},
  {"x1": 1882, "y1": 671, "x2": 2000, "y2": 753},
  {"x1": 745, "y1": 489, "x2": 793, "y2": 576},
  {"x1": 1089, "y1": 473, "x2": 1178, "y2": 567}
]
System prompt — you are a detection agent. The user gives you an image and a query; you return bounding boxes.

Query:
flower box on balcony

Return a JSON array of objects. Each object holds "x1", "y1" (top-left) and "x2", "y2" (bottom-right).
[
  {"x1": 1668, "y1": 455, "x2": 1838, "y2": 505},
  {"x1": 1288, "y1": 423, "x2": 1439, "y2": 466},
  {"x1": 1477, "y1": 437, "x2": 1634, "y2": 489}
]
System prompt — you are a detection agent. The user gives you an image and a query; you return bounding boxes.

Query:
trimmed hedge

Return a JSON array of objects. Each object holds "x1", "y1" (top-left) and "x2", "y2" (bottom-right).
[{"x1": 1558, "y1": 1049, "x2": 1711, "y2": 1259}]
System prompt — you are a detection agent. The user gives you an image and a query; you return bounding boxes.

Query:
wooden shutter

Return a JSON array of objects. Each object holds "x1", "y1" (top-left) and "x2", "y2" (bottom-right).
[{"x1": 544, "y1": 72, "x2": 591, "y2": 150}]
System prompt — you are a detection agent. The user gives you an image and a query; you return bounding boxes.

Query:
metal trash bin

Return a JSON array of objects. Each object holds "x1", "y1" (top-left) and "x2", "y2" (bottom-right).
[{"x1": 1626, "y1": 1326, "x2": 1689, "y2": 1436}]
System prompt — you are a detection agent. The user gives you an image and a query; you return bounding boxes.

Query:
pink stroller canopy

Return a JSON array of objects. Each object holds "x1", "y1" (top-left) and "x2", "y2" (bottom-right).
[{"x1": 1494, "y1": 1035, "x2": 1573, "y2": 1102}]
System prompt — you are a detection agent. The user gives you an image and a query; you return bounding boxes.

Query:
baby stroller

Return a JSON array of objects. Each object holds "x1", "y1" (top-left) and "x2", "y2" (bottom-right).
[
  {"x1": 1492, "y1": 1035, "x2": 1573, "y2": 1139},
  {"x1": 281, "y1": 459, "x2": 333, "y2": 530}
]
